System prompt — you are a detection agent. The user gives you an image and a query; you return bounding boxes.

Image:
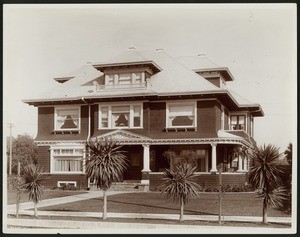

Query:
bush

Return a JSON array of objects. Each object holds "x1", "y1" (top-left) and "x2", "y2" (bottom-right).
[
  {"x1": 61, "y1": 184, "x2": 79, "y2": 191},
  {"x1": 204, "y1": 184, "x2": 254, "y2": 192}
]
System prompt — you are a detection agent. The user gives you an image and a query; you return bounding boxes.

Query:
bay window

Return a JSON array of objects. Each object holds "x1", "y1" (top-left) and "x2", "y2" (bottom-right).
[
  {"x1": 55, "y1": 107, "x2": 80, "y2": 131},
  {"x1": 99, "y1": 103, "x2": 143, "y2": 129},
  {"x1": 166, "y1": 102, "x2": 196, "y2": 128}
]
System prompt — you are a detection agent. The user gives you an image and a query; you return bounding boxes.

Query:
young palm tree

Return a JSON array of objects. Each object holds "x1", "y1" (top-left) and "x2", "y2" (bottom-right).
[
  {"x1": 159, "y1": 161, "x2": 201, "y2": 221},
  {"x1": 22, "y1": 164, "x2": 45, "y2": 217},
  {"x1": 248, "y1": 144, "x2": 286, "y2": 224},
  {"x1": 85, "y1": 138, "x2": 128, "y2": 220}
]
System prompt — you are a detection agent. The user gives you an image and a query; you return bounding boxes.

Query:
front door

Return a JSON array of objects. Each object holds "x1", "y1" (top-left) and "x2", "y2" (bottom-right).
[{"x1": 123, "y1": 146, "x2": 142, "y2": 180}]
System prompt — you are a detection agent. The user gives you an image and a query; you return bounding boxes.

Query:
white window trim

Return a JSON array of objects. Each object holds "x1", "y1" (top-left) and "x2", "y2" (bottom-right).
[
  {"x1": 57, "y1": 181, "x2": 77, "y2": 188},
  {"x1": 228, "y1": 112, "x2": 248, "y2": 133},
  {"x1": 166, "y1": 101, "x2": 197, "y2": 128},
  {"x1": 105, "y1": 72, "x2": 145, "y2": 85},
  {"x1": 54, "y1": 106, "x2": 81, "y2": 131},
  {"x1": 98, "y1": 102, "x2": 143, "y2": 130},
  {"x1": 50, "y1": 145, "x2": 85, "y2": 174}
]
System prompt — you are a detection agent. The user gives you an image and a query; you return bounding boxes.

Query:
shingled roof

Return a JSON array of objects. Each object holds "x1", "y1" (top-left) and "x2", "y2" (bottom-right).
[{"x1": 23, "y1": 49, "x2": 264, "y2": 116}]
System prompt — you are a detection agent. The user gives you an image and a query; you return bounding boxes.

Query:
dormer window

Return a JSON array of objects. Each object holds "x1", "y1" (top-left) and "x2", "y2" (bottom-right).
[
  {"x1": 230, "y1": 115, "x2": 245, "y2": 131},
  {"x1": 105, "y1": 72, "x2": 145, "y2": 86}
]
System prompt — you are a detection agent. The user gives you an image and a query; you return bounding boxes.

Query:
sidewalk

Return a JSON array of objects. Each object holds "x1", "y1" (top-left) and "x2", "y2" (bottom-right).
[
  {"x1": 6, "y1": 190, "x2": 292, "y2": 229},
  {"x1": 7, "y1": 190, "x2": 134, "y2": 211},
  {"x1": 7, "y1": 209, "x2": 291, "y2": 223},
  {"x1": 5, "y1": 218, "x2": 293, "y2": 234}
]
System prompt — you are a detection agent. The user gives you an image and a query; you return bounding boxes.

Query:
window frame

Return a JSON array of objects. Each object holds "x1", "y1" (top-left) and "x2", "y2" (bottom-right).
[
  {"x1": 105, "y1": 72, "x2": 145, "y2": 85},
  {"x1": 50, "y1": 146, "x2": 85, "y2": 174},
  {"x1": 57, "y1": 181, "x2": 77, "y2": 188},
  {"x1": 98, "y1": 102, "x2": 143, "y2": 129},
  {"x1": 54, "y1": 106, "x2": 81, "y2": 131},
  {"x1": 229, "y1": 112, "x2": 247, "y2": 132},
  {"x1": 166, "y1": 101, "x2": 197, "y2": 128}
]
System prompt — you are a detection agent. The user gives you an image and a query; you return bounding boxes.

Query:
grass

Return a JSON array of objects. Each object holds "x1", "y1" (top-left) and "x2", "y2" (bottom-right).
[
  {"x1": 7, "y1": 214, "x2": 291, "y2": 228},
  {"x1": 38, "y1": 192, "x2": 290, "y2": 217},
  {"x1": 7, "y1": 190, "x2": 88, "y2": 205}
]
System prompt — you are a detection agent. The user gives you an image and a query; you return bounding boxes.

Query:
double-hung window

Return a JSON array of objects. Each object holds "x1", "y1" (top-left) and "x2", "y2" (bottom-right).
[
  {"x1": 166, "y1": 102, "x2": 197, "y2": 128},
  {"x1": 230, "y1": 115, "x2": 246, "y2": 131},
  {"x1": 99, "y1": 103, "x2": 143, "y2": 129},
  {"x1": 55, "y1": 107, "x2": 80, "y2": 131}
]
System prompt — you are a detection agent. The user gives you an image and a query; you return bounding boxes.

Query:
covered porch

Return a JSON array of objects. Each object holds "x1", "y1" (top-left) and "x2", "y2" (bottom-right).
[{"x1": 92, "y1": 130, "x2": 252, "y2": 191}]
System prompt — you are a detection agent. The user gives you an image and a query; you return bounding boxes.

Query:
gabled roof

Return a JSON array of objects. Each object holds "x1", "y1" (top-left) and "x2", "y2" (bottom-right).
[{"x1": 91, "y1": 129, "x2": 151, "y2": 143}]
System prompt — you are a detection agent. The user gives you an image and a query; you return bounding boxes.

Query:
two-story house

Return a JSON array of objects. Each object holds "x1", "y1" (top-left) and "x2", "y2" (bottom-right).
[{"x1": 23, "y1": 48, "x2": 264, "y2": 191}]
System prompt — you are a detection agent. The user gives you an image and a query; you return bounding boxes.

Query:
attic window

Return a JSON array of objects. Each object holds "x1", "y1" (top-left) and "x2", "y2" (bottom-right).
[
  {"x1": 55, "y1": 107, "x2": 80, "y2": 131},
  {"x1": 104, "y1": 72, "x2": 145, "y2": 86}
]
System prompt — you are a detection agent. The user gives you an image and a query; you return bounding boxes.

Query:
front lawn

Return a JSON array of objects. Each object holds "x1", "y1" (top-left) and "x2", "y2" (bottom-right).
[
  {"x1": 7, "y1": 190, "x2": 88, "y2": 205},
  {"x1": 39, "y1": 192, "x2": 290, "y2": 217}
]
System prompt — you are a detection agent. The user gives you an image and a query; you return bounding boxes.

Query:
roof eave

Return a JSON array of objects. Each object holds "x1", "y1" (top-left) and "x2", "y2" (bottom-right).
[
  {"x1": 92, "y1": 60, "x2": 162, "y2": 73},
  {"x1": 195, "y1": 67, "x2": 235, "y2": 81}
]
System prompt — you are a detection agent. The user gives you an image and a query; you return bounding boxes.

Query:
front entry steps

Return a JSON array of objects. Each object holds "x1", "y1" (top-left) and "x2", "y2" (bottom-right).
[{"x1": 89, "y1": 180, "x2": 148, "y2": 192}]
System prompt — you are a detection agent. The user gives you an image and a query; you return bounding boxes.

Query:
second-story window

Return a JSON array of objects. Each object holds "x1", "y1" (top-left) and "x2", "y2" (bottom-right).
[
  {"x1": 166, "y1": 102, "x2": 197, "y2": 128},
  {"x1": 99, "y1": 103, "x2": 143, "y2": 129},
  {"x1": 230, "y1": 115, "x2": 246, "y2": 131},
  {"x1": 55, "y1": 107, "x2": 80, "y2": 131}
]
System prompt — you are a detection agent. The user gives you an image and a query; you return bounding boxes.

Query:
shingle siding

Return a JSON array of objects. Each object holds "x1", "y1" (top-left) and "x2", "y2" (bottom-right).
[
  {"x1": 36, "y1": 146, "x2": 50, "y2": 172},
  {"x1": 148, "y1": 100, "x2": 219, "y2": 139},
  {"x1": 35, "y1": 105, "x2": 89, "y2": 141}
]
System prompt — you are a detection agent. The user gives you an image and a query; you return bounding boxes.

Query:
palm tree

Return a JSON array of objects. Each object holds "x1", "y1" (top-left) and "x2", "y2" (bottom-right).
[
  {"x1": 284, "y1": 143, "x2": 292, "y2": 165},
  {"x1": 248, "y1": 144, "x2": 286, "y2": 224},
  {"x1": 159, "y1": 161, "x2": 201, "y2": 221},
  {"x1": 85, "y1": 138, "x2": 128, "y2": 220},
  {"x1": 22, "y1": 164, "x2": 45, "y2": 217}
]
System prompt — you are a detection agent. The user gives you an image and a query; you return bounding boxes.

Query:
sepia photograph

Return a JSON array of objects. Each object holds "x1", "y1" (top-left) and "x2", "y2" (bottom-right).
[{"x1": 3, "y1": 3, "x2": 297, "y2": 234}]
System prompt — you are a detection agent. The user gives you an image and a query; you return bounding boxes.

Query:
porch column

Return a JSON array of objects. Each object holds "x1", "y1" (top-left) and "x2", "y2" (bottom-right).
[
  {"x1": 142, "y1": 144, "x2": 151, "y2": 172},
  {"x1": 141, "y1": 144, "x2": 151, "y2": 189},
  {"x1": 210, "y1": 143, "x2": 218, "y2": 173}
]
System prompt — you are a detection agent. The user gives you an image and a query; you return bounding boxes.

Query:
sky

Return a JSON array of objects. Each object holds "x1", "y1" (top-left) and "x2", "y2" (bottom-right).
[{"x1": 3, "y1": 4, "x2": 297, "y2": 152}]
